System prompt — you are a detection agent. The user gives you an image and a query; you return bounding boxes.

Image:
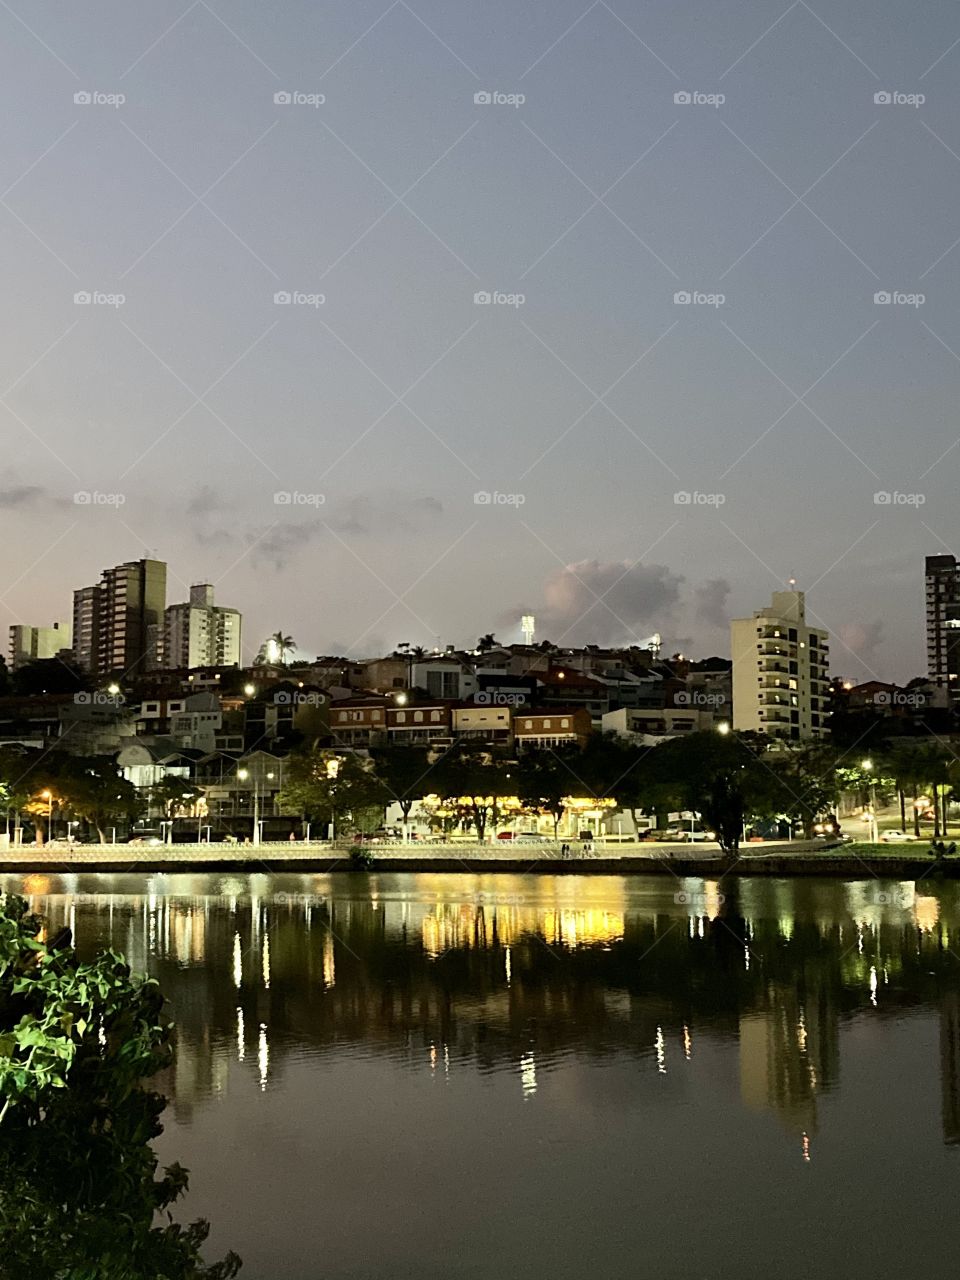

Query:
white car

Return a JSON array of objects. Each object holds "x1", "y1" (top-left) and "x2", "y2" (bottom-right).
[
  {"x1": 878, "y1": 829, "x2": 918, "y2": 843},
  {"x1": 663, "y1": 826, "x2": 715, "y2": 842}
]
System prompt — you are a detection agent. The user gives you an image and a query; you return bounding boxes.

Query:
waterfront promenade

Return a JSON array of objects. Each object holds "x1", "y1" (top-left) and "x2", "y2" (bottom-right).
[{"x1": 0, "y1": 839, "x2": 951, "y2": 879}]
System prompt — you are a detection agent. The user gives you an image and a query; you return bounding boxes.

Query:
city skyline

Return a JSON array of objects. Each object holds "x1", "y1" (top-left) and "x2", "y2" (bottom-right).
[{"x1": 3, "y1": 2, "x2": 960, "y2": 686}]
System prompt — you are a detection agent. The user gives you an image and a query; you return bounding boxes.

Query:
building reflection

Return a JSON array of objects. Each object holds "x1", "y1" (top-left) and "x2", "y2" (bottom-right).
[{"x1": 17, "y1": 872, "x2": 960, "y2": 1148}]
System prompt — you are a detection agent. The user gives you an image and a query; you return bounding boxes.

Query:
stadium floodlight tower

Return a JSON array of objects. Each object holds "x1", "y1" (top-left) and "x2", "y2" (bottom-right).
[{"x1": 521, "y1": 614, "x2": 535, "y2": 646}]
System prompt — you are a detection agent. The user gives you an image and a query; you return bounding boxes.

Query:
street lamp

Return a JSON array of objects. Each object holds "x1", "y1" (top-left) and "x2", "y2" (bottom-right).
[
  {"x1": 861, "y1": 759, "x2": 878, "y2": 842},
  {"x1": 40, "y1": 790, "x2": 53, "y2": 844},
  {"x1": 237, "y1": 767, "x2": 260, "y2": 846},
  {"x1": 717, "y1": 721, "x2": 730, "y2": 735}
]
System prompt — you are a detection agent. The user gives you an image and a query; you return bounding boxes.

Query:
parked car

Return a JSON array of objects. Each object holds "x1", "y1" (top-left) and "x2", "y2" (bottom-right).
[
  {"x1": 879, "y1": 829, "x2": 918, "y2": 843},
  {"x1": 662, "y1": 825, "x2": 715, "y2": 842}
]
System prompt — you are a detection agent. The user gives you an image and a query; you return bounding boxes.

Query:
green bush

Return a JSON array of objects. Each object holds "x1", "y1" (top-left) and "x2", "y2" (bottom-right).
[{"x1": 0, "y1": 893, "x2": 240, "y2": 1277}]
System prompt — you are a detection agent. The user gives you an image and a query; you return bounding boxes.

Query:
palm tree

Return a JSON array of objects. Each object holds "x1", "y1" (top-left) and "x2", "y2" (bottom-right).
[
  {"x1": 913, "y1": 741, "x2": 953, "y2": 838},
  {"x1": 883, "y1": 742, "x2": 920, "y2": 832},
  {"x1": 271, "y1": 632, "x2": 296, "y2": 666},
  {"x1": 476, "y1": 633, "x2": 497, "y2": 652}
]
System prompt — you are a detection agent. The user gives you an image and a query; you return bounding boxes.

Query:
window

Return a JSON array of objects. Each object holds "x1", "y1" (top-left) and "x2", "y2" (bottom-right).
[
  {"x1": 561, "y1": 718, "x2": 569, "y2": 728},
  {"x1": 543, "y1": 719, "x2": 551, "y2": 729},
  {"x1": 525, "y1": 719, "x2": 533, "y2": 729},
  {"x1": 414, "y1": 711, "x2": 423, "y2": 723},
  {"x1": 431, "y1": 710, "x2": 440, "y2": 722},
  {"x1": 339, "y1": 711, "x2": 347, "y2": 722},
  {"x1": 395, "y1": 711, "x2": 406, "y2": 724}
]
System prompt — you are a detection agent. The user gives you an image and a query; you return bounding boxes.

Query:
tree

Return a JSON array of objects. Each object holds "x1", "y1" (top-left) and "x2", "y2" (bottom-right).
[
  {"x1": 644, "y1": 731, "x2": 784, "y2": 859},
  {"x1": 271, "y1": 632, "x2": 296, "y2": 665},
  {"x1": 515, "y1": 749, "x2": 575, "y2": 838},
  {"x1": 430, "y1": 744, "x2": 512, "y2": 843},
  {"x1": 11, "y1": 658, "x2": 86, "y2": 697},
  {"x1": 476, "y1": 633, "x2": 497, "y2": 652},
  {"x1": 150, "y1": 777, "x2": 204, "y2": 822},
  {"x1": 280, "y1": 747, "x2": 386, "y2": 835},
  {"x1": 58, "y1": 758, "x2": 145, "y2": 843},
  {"x1": 763, "y1": 743, "x2": 840, "y2": 837},
  {"x1": 369, "y1": 744, "x2": 434, "y2": 838},
  {"x1": 0, "y1": 892, "x2": 240, "y2": 1277}
]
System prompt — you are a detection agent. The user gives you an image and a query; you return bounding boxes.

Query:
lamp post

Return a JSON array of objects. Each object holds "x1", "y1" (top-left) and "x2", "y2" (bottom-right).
[
  {"x1": 862, "y1": 759, "x2": 878, "y2": 842},
  {"x1": 238, "y1": 767, "x2": 260, "y2": 846},
  {"x1": 41, "y1": 790, "x2": 53, "y2": 845}
]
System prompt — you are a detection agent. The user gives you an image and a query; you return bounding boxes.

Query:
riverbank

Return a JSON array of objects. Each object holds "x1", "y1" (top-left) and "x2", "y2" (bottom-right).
[{"x1": 0, "y1": 839, "x2": 954, "y2": 879}]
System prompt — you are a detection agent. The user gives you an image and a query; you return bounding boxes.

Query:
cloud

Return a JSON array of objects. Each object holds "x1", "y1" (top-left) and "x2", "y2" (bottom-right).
[
  {"x1": 249, "y1": 493, "x2": 444, "y2": 569},
  {"x1": 694, "y1": 578, "x2": 731, "y2": 628},
  {"x1": 0, "y1": 485, "x2": 45, "y2": 508},
  {"x1": 503, "y1": 559, "x2": 683, "y2": 644},
  {"x1": 326, "y1": 494, "x2": 443, "y2": 537},
  {"x1": 838, "y1": 619, "x2": 884, "y2": 669}
]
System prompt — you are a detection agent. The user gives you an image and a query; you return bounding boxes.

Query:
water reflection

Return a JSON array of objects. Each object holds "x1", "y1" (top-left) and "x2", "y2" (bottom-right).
[{"x1": 2, "y1": 871, "x2": 959, "y2": 1153}]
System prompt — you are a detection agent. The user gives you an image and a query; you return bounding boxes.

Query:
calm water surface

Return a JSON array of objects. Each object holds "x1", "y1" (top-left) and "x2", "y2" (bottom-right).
[{"x1": 4, "y1": 869, "x2": 960, "y2": 1280}]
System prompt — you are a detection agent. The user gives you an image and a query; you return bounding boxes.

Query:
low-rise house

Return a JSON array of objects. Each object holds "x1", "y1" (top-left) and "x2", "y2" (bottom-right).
[
  {"x1": 451, "y1": 704, "x2": 512, "y2": 745},
  {"x1": 329, "y1": 696, "x2": 389, "y2": 748},
  {"x1": 386, "y1": 702, "x2": 452, "y2": 744},
  {"x1": 513, "y1": 708, "x2": 592, "y2": 751}
]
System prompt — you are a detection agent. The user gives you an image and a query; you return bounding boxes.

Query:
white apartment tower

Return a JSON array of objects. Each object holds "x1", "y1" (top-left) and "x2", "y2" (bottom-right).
[
  {"x1": 730, "y1": 589, "x2": 829, "y2": 741},
  {"x1": 164, "y1": 584, "x2": 242, "y2": 669}
]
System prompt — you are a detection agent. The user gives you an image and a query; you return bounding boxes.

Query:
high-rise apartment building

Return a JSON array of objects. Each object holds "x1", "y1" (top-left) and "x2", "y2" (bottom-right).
[
  {"x1": 164, "y1": 584, "x2": 242, "y2": 669},
  {"x1": 8, "y1": 620, "x2": 72, "y2": 670},
  {"x1": 926, "y1": 554, "x2": 960, "y2": 700},
  {"x1": 72, "y1": 559, "x2": 167, "y2": 677},
  {"x1": 731, "y1": 589, "x2": 830, "y2": 741}
]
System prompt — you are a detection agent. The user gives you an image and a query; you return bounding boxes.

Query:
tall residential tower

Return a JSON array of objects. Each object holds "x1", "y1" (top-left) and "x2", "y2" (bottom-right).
[
  {"x1": 731, "y1": 588, "x2": 829, "y2": 741},
  {"x1": 164, "y1": 584, "x2": 242, "y2": 669},
  {"x1": 72, "y1": 558, "x2": 167, "y2": 677}
]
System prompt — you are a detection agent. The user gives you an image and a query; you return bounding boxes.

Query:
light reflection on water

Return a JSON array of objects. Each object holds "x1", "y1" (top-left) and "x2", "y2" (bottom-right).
[{"x1": 5, "y1": 870, "x2": 960, "y2": 1280}]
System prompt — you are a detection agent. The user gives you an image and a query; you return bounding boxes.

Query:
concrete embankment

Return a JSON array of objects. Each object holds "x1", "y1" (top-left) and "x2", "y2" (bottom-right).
[{"x1": 0, "y1": 841, "x2": 953, "y2": 879}]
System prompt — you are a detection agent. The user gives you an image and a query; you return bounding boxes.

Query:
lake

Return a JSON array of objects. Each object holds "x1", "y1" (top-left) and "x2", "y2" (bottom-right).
[{"x1": 5, "y1": 869, "x2": 960, "y2": 1280}]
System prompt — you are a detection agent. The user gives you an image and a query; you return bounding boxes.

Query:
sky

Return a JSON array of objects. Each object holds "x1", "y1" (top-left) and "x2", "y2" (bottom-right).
[{"x1": 1, "y1": 0, "x2": 959, "y2": 682}]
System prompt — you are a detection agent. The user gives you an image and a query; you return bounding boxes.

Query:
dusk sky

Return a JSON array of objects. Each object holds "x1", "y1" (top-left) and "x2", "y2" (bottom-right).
[{"x1": 2, "y1": 0, "x2": 959, "y2": 681}]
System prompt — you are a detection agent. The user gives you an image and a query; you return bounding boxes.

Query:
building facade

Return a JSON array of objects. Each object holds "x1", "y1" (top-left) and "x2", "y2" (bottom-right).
[
  {"x1": 72, "y1": 558, "x2": 167, "y2": 678},
  {"x1": 926, "y1": 554, "x2": 960, "y2": 701},
  {"x1": 164, "y1": 584, "x2": 242, "y2": 669},
  {"x1": 730, "y1": 589, "x2": 829, "y2": 741},
  {"x1": 8, "y1": 620, "x2": 72, "y2": 670}
]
